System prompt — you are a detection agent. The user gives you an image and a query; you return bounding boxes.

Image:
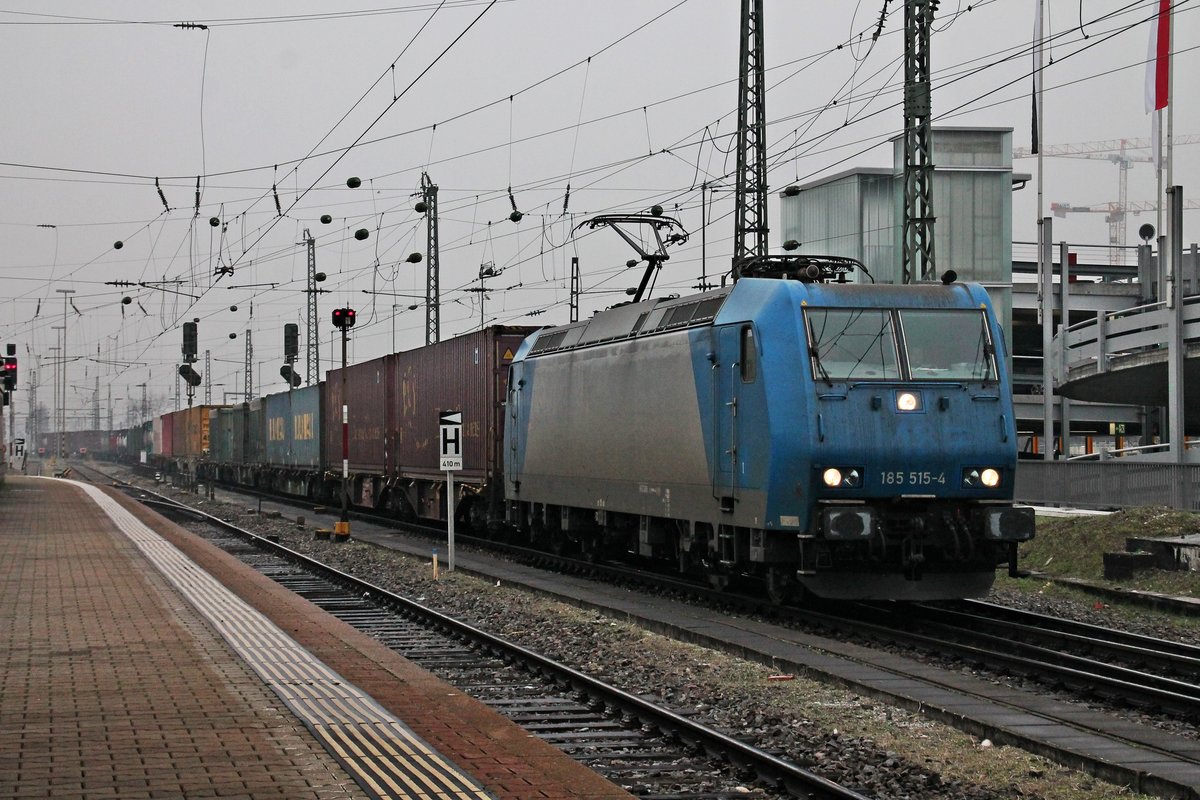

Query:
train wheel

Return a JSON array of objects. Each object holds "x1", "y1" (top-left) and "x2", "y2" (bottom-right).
[
  {"x1": 581, "y1": 532, "x2": 605, "y2": 563},
  {"x1": 766, "y1": 567, "x2": 801, "y2": 605},
  {"x1": 465, "y1": 497, "x2": 488, "y2": 533}
]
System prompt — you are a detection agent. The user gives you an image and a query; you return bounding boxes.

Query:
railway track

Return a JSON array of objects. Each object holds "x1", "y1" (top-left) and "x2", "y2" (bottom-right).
[
  {"x1": 810, "y1": 601, "x2": 1200, "y2": 722},
  {"x1": 90, "y1": 471, "x2": 871, "y2": 800}
]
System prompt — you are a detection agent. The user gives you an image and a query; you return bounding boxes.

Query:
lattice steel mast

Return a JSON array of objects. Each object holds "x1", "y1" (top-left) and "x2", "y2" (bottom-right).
[
  {"x1": 902, "y1": 0, "x2": 937, "y2": 282},
  {"x1": 305, "y1": 230, "x2": 319, "y2": 384},
  {"x1": 732, "y1": 0, "x2": 768, "y2": 281},
  {"x1": 421, "y1": 173, "x2": 440, "y2": 345}
]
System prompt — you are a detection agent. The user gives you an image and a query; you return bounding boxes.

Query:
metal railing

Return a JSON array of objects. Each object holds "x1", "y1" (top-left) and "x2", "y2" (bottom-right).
[
  {"x1": 1052, "y1": 295, "x2": 1200, "y2": 384},
  {"x1": 1016, "y1": 460, "x2": 1200, "y2": 511},
  {"x1": 1012, "y1": 241, "x2": 1140, "y2": 270},
  {"x1": 1066, "y1": 438, "x2": 1199, "y2": 462}
]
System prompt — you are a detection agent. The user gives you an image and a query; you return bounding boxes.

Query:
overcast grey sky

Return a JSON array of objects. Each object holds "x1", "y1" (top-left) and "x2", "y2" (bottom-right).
[{"x1": 1, "y1": 0, "x2": 1196, "y2": 426}]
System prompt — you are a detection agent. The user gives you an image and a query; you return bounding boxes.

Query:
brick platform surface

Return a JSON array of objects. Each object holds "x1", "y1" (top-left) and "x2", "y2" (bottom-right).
[
  {"x1": 0, "y1": 476, "x2": 369, "y2": 799},
  {"x1": 1, "y1": 476, "x2": 633, "y2": 800}
]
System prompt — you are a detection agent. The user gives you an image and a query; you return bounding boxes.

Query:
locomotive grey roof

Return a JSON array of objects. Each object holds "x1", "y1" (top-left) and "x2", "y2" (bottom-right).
[{"x1": 529, "y1": 287, "x2": 732, "y2": 356}]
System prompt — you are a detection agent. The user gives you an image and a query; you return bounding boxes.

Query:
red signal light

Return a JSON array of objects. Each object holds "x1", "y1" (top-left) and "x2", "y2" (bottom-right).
[{"x1": 2, "y1": 356, "x2": 16, "y2": 390}]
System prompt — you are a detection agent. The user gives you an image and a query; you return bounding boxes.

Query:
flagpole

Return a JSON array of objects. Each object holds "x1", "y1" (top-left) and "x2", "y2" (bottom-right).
[
  {"x1": 1166, "y1": 0, "x2": 1174, "y2": 192},
  {"x1": 1035, "y1": 0, "x2": 1044, "y2": 325},
  {"x1": 1157, "y1": 109, "x2": 1164, "y2": 245},
  {"x1": 1035, "y1": 0, "x2": 1044, "y2": 227}
]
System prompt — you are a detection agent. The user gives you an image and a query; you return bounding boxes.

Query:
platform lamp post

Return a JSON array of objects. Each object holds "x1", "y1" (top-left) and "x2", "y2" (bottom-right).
[{"x1": 331, "y1": 306, "x2": 356, "y2": 541}]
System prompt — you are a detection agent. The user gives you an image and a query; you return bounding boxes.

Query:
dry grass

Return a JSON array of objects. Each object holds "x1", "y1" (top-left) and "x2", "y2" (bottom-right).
[{"x1": 1019, "y1": 507, "x2": 1200, "y2": 598}]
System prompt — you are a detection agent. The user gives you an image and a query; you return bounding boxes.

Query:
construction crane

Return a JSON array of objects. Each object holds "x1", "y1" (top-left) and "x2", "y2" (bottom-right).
[
  {"x1": 1052, "y1": 199, "x2": 1200, "y2": 216},
  {"x1": 1014, "y1": 136, "x2": 1200, "y2": 259}
]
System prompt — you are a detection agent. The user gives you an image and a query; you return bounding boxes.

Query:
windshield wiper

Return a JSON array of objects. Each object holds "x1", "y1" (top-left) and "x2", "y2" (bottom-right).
[{"x1": 810, "y1": 346, "x2": 835, "y2": 387}]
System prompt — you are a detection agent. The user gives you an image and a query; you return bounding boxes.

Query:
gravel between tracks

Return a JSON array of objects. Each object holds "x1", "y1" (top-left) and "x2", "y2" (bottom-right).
[{"x1": 148, "y1": 480, "x2": 1177, "y2": 800}]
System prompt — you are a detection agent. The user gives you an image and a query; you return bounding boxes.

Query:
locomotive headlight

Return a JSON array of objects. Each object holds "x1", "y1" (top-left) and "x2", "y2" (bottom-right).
[
  {"x1": 822, "y1": 467, "x2": 862, "y2": 488},
  {"x1": 895, "y1": 391, "x2": 921, "y2": 412},
  {"x1": 963, "y1": 467, "x2": 1002, "y2": 488}
]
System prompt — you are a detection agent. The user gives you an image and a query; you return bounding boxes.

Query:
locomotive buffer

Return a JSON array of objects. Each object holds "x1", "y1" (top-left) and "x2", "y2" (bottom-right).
[{"x1": 440, "y1": 411, "x2": 462, "y2": 571}]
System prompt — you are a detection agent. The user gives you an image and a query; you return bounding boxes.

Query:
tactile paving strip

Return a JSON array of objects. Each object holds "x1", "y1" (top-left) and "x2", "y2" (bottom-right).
[{"x1": 69, "y1": 480, "x2": 494, "y2": 800}]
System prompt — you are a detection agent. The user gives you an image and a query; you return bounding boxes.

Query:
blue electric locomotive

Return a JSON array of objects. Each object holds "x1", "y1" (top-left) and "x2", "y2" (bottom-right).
[{"x1": 504, "y1": 273, "x2": 1034, "y2": 601}]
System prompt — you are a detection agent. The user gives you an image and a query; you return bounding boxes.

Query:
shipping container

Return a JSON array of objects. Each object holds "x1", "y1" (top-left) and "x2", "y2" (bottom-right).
[
  {"x1": 38, "y1": 429, "x2": 110, "y2": 457},
  {"x1": 154, "y1": 415, "x2": 168, "y2": 457},
  {"x1": 230, "y1": 405, "x2": 246, "y2": 464},
  {"x1": 209, "y1": 408, "x2": 234, "y2": 463},
  {"x1": 246, "y1": 398, "x2": 265, "y2": 464},
  {"x1": 165, "y1": 406, "x2": 218, "y2": 458},
  {"x1": 394, "y1": 326, "x2": 532, "y2": 481},
  {"x1": 263, "y1": 384, "x2": 322, "y2": 469},
  {"x1": 323, "y1": 354, "x2": 394, "y2": 473},
  {"x1": 126, "y1": 420, "x2": 152, "y2": 458}
]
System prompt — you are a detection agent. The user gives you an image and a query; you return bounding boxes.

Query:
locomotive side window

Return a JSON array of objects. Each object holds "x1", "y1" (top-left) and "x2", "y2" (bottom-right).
[
  {"x1": 804, "y1": 309, "x2": 900, "y2": 381},
  {"x1": 901, "y1": 309, "x2": 996, "y2": 381},
  {"x1": 740, "y1": 326, "x2": 757, "y2": 382}
]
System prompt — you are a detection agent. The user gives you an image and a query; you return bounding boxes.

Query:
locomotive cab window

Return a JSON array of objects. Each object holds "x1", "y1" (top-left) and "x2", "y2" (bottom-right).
[
  {"x1": 804, "y1": 308, "x2": 900, "y2": 381},
  {"x1": 740, "y1": 325, "x2": 757, "y2": 382},
  {"x1": 901, "y1": 309, "x2": 996, "y2": 382}
]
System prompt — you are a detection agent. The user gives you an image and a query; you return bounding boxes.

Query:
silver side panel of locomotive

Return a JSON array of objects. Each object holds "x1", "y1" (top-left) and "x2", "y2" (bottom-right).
[
  {"x1": 513, "y1": 330, "x2": 705, "y2": 514},
  {"x1": 510, "y1": 328, "x2": 762, "y2": 526}
]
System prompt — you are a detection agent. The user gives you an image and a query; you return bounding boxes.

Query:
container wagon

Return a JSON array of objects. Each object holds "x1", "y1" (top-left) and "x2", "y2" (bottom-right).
[{"x1": 322, "y1": 326, "x2": 534, "y2": 525}]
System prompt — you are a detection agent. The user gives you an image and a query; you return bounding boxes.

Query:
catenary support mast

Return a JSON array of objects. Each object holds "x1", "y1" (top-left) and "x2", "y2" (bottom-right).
[
  {"x1": 902, "y1": 0, "x2": 937, "y2": 282},
  {"x1": 732, "y1": 0, "x2": 768, "y2": 281}
]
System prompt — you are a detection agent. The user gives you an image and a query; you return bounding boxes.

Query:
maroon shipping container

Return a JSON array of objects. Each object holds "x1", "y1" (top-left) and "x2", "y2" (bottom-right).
[
  {"x1": 323, "y1": 353, "x2": 395, "y2": 474},
  {"x1": 160, "y1": 412, "x2": 175, "y2": 457},
  {"x1": 164, "y1": 406, "x2": 218, "y2": 458},
  {"x1": 323, "y1": 326, "x2": 535, "y2": 484}
]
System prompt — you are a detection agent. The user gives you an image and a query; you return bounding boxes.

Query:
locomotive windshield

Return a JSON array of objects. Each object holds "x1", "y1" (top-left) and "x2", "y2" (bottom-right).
[
  {"x1": 805, "y1": 307, "x2": 995, "y2": 382},
  {"x1": 804, "y1": 309, "x2": 901, "y2": 381},
  {"x1": 900, "y1": 309, "x2": 996, "y2": 381}
]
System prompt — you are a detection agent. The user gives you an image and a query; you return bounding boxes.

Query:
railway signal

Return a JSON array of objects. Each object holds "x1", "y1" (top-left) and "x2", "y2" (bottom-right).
[
  {"x1": 177, "y1": 364, "x2": 202, "y2": 387},
  {"x1": 182, "y1": 321, "x2": 198, "y2": 361},
  {"x1": 180, "y1": 321, "x2": 201, "y2": 406},
  {"x1": 283, "y1": 323, "x2": 299, "y2": 361},
  {"x1": 282, "y1": 323, "x2": 300, "y2": 387},
  {"x1": 332, "y1": 307, "x2": 356, "y2": 540}
]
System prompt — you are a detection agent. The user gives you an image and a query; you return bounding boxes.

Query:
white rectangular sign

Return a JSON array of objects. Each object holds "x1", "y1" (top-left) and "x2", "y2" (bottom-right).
[{"x1": 439, "y1": 410, "x2": 463, "y2": 471}]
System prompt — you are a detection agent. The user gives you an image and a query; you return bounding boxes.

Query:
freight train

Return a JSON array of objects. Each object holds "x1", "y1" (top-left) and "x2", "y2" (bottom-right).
[{"x1": 110, "y1": 265, "x2": 1033, "y2": 602}]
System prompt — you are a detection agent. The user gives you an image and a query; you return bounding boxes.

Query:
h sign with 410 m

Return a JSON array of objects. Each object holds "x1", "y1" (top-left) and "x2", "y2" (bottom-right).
[{"x1": 439, "y1": 411, "x2": 463, "y2": 471}]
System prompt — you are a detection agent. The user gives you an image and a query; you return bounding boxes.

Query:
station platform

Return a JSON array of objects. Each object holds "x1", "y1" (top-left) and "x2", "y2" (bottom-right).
[{"x1": 0, "y1": 476, "x2": 631, "y2": 800}]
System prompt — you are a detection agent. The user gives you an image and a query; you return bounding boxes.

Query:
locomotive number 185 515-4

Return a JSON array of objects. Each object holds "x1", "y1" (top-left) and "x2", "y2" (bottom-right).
[{"x1": 880, "y1": 470, "x2": 946, "y2": 486}]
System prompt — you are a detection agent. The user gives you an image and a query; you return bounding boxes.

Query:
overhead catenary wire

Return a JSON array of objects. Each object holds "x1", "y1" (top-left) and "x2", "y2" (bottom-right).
[{"x1": 6, "y1": 0, "x2": 1185, "y2": 401}]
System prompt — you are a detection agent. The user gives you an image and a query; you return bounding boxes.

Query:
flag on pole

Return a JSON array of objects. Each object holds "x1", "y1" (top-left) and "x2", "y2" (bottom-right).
[
  {"x1": 1145, "y1": 0, "x2": 1170, "y2": 169},
  {"x1": 1031, "y1": 0, "x2": 1042, "y2": 154}
]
